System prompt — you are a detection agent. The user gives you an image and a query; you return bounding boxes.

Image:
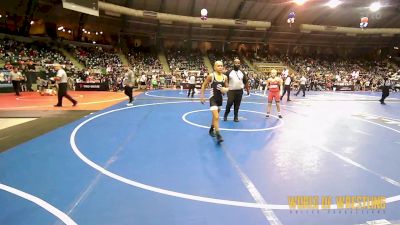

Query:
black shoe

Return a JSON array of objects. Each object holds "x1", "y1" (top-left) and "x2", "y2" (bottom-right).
[
  {"x1": 223, "y1": 116, "x2": 227, "y2": 121},
  {"x1": 216, "y1": 133, "x2": 224, "y2": 144},
  {"x1": 278, "y1": 115, "x2": 283, "y2": 119},
  {"x1": 266, "y1": 114, "x2": 270, "y2": 118},
  {"x1": 234, "y1": 117, "x2": 239, "y2": 122},
  {"x1": 287, "y1": 99, "x2": 291, "y2": 101},
  {"x1": 73, "y1": 101, "x2": 78, "y2": 106},
  {"x1": 209, "y1": 127, "x2": 215, "y2": 137},
  {"x1": 302, "y1": 95, "x2": 305, "y2": 97},
  {"x1": 54, "y1": 105, "x2": 62, "y2": 107}
]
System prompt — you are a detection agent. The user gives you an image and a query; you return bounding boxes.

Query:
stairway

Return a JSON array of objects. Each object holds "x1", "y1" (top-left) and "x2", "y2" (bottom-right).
[
  {"x1": 158, "y1": 51, "x2": 171, "y2": 74},
  {"x1": 117, "y1": 50, "x2": 130, "y2": 66},
  {"x1": 203, "y1": 55, "x2": 213, "y2": 73},
  {"x1": 57, "y1": 47, "x2": 84, "y2": 70},
  {"x1": 242, "y1": 57, "x2": 256, "y2": 71}
]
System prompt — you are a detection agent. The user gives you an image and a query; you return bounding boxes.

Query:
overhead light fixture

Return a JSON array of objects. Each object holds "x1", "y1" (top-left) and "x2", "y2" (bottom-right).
[
  {"x1": 327, "y1": 0, "x2": 342, "y2": 8},
  {"x1": 394, "y1": 46, "x2": 399, "y2": 50},
  {"x1": 30, "y1": 21, "x2": 34, "y2": 25},
  {"x1": 293, "y1": 0, "x2": 306, "y2": 5},
  {"x1": 370, "y1": 2, "x2": 382, "y2": 12},
  {"x1": 68, "y1": 30, "x2": 72, "y2": 33},
  {"x1": 92, "y1": 41, "x2": 96, "y2": 44},
  {"x1": 88, "y1": 31, "x2": 91, "y2": 34},
  {"x1": 100, "y1": 31, "x2": 103, "y2": 35},
  {"x1": 57, "y1": 26, "x2": 64, "y2": 31},
  {"x1": 95, "y1": 32, "x2": 98, "y2": 35}
]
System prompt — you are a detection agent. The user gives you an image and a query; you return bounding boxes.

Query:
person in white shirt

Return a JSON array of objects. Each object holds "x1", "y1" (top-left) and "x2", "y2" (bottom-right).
[
  {"x1": 53, "y1": 64, "x2": 77, "y2": 107},
  {"x1": 295, "y1": 75, "x2": 307, "y2": 97},
  {"x1": 139, "y1": 73, "x2": 147, "y2": 90},
  {"x1": 10, "y1": 67, "x2": 22, "y2": 96},
  {"x1": 223, "y1": 58, "x2": 249, "y2": 122},
  {"x1": 171, "y1": 74, "x2": 177, "y2": 89},
  {"x1": 187, "y1": 73, "x2": 196, "y2": 98}
]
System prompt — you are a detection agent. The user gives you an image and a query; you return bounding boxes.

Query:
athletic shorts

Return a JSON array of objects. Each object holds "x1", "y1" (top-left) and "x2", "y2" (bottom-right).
[
  {"x1": 209, "y1": 96, "x2": 222, "y2": 110},
  {"x1": 268, "y1": 91, "x2": 280, "y2": 102}
]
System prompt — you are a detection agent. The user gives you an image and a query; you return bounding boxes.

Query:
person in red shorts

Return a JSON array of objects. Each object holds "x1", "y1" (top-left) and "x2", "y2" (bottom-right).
[{"x1": 266, "y1": 69, "x2": 283, "y2": 119}]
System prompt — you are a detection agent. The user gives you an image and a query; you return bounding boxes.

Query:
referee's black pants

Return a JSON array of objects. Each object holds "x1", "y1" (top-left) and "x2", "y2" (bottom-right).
[
  {"x1": 12, "y1": 80, "x2": 21, "y2": 96},
  {"x1": 187, "y1": 84, "x2": 195, "y2": 97},
  {"x1": 124, "y1": 85, "x2": 134, "y2": 103},
  {"x1": 280, "y1": 85, "x2": 291, "y2": 100},
  {"x1": 380, "y1": 87, "x2": 390, "y2": 103},
  {"x1": 224, "y1": 89, "x2": 243, "y2": 119},
  {"x1": 56, "y1": 83, "x2": 76, "y2": 106},
  {"x1": 295, "y1": 84, "x2": 306, "y2": 97}
]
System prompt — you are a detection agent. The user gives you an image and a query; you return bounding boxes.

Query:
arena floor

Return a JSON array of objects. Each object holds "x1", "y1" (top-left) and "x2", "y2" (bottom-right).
[{"x1": 1, "y1": 90, "x2": 400, "y2": 225}]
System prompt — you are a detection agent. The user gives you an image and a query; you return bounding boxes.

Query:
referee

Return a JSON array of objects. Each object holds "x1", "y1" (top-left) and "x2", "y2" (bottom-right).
[
  {"x1": 280, "y1": 73, "x2": 293, "y2": 101},
  {"x1": 54, "y1": 64, "x2": 77, "y2": 107},
  {"x1": 187, "y1": 72, "x2": 196, "y2": 98},
  {"x1": 379, "y1": 75, "x2": 391, "y2": 104},
  {"x1": 223, "y1": 58, "x2": 249, "y2": 122}
]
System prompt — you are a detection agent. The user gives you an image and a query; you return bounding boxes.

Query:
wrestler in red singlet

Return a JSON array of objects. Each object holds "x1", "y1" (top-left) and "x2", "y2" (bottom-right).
[{"x1": 266, "y1": 69, "x2": 283, "y2": 118}]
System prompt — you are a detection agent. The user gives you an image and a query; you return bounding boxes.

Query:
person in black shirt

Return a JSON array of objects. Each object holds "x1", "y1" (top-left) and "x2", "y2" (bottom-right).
[
  {"x1": 380, "y1": 75, "x2": 391, "y2": 104},
  {"x1": 201, "y1": 61, "x2": 228, "y2": 144}
]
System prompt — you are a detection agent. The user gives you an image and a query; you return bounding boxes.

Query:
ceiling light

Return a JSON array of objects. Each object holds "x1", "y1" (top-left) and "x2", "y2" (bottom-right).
[
  {"x1": 293, "y1": 0, "x2": 307, "y2": 5},
  {"x1": 370, "y1": 2, "x2": 382, "y2": 12},
  {"x1": 327, "y1": 0, "x2": 342, "y2": 8}
]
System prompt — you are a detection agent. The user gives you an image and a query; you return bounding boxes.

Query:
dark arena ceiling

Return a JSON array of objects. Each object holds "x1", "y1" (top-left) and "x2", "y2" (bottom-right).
[{"x1": 1, "y1": 0, "x2": 400, "y2": 47}]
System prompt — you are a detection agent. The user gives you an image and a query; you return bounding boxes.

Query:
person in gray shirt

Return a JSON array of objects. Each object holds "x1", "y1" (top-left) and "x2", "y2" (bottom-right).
[{"x1": 124, "y1": 66, "x2": 135, "y2": 106}]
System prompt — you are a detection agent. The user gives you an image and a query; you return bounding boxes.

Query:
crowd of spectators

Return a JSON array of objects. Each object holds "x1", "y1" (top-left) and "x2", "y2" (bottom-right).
[
  {"x1": 166, "y1": 48, "x2": 207, "y2": 73},
  {"x1": 207, "y1": 50, "x2": 251, "y2": 72},
  {"x1": 2, "y1": 36, "x2": 399, "y2": 93}
]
